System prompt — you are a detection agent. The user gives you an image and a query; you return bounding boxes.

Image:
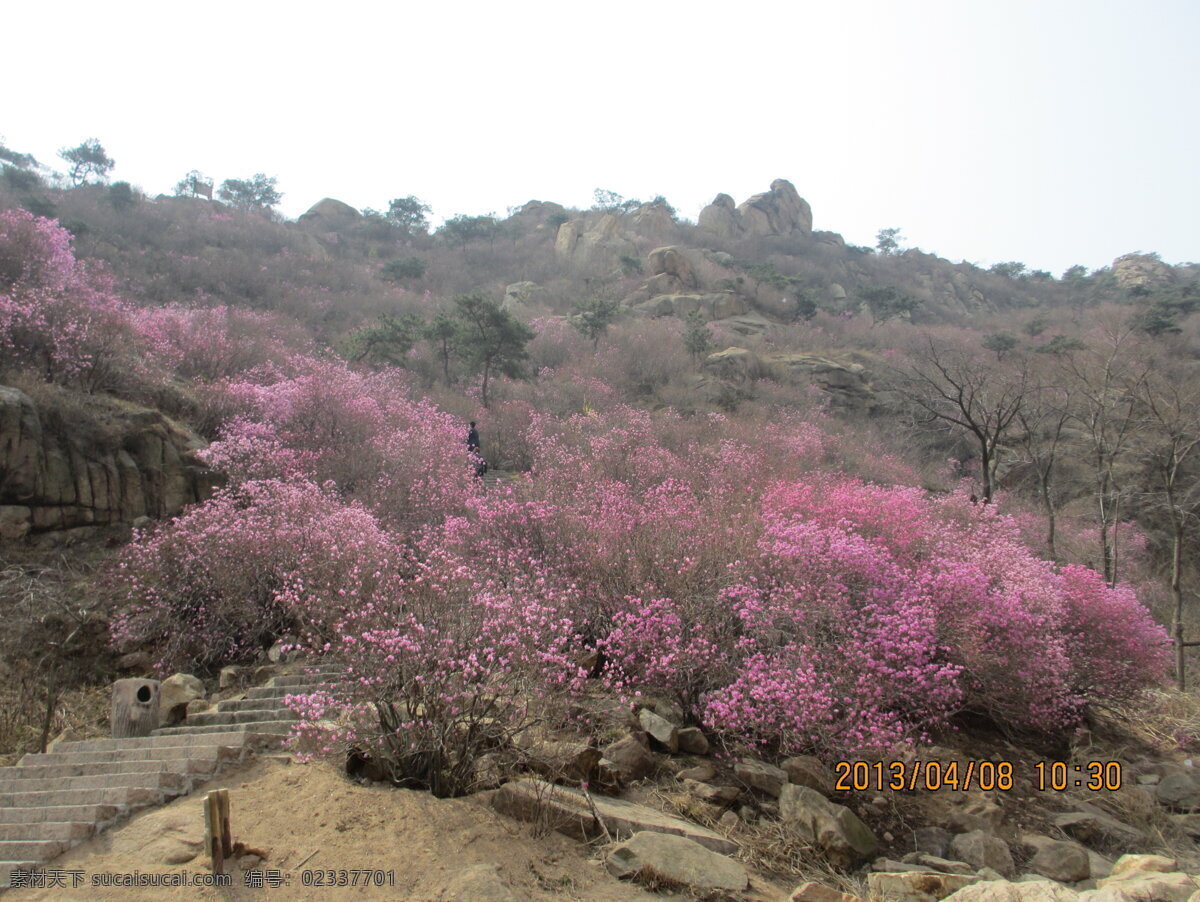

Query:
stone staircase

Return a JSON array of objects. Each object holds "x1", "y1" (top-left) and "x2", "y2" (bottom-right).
[{"x1": 0, "y1": 663, "x2": 343, "y2": 887}]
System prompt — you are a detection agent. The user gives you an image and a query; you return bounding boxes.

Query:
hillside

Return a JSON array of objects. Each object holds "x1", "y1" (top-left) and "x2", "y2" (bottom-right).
[{"x1": 2, "y1": 157, "x2": 1200, "y2": 899}]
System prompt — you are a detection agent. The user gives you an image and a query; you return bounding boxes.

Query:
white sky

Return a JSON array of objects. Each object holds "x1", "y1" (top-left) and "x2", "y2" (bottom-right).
[{"x1": 4, "y1": 0, "x2": 1196, "y2": 275}]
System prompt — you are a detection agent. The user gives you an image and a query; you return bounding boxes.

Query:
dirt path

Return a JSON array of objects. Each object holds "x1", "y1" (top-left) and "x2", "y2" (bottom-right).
[{"x1": 4, "y1": 758, "x2": 677, "y2": 901}]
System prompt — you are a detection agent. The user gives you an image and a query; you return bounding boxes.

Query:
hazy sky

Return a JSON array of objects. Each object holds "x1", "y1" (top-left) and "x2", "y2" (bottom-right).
[{"x1": 4, "y1": 0, "x2": 1196, "y2": 275}]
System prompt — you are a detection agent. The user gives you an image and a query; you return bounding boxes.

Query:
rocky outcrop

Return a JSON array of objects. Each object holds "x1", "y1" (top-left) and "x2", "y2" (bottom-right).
[
  {"x1": 698, "y1": 193, "x2": 741, "y2": 238},
  {"x1": 698, "y1": 179, "x2": 814, "y2": 239},
  {"x1": 645, "y1": 246, "x2": 699, "y2": 293},
  {"x1": 501, "y1": 281, "x2": 546, "y2": 318},
  {"x1": 0, "y1": 386, "x2": 220, "y2": 539},
  {"x1": 702, "y1": 348, "x2": 877, "y2": 412},
  {"x1": 633, "y1": 292, "x2": 748, "y2": 321},
  {"x1": 297, "y1": 197, "x2": 361, "y2": 230},
  {"x1": 606, "y1": 832, "x2": 748, "y2": 893},
  {"x1": 554, "y1": 215, "x2": 637, "y2": 270},
  {"x1": 1112, "y1": 253, "x2": 1178, "y2": 292},
  {"x1": 510, "y1": 199, "x2": 567, "y2": 229}
]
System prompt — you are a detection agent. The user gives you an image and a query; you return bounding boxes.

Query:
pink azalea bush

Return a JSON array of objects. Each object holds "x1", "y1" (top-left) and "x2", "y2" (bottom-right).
[
  {"x1": 0, "y1": 209, "x2": 138, "y2": 389},
  {"x1": 111, "y1": 478, "x2": 399, "y2": 674}
]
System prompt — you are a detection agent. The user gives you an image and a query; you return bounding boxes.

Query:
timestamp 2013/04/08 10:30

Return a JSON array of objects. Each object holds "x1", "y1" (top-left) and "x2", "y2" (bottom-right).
[{"x1": 833, "y1": 760, "x2": 1123, "y2": 793}]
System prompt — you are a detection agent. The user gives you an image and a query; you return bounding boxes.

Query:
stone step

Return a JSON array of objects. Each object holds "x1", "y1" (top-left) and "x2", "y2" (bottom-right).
[
  {"x1": 0, "y1": 804, "x2": 120, "y2": 825},
  {"x1": 20, "y1": 744, "x2": 246, "y2": 766},
  {"x1": 46, "y1": 730, "x2": 259, "y2": 753},
  {"x1": 0, "y1": 770, "x2": 188, "y2": 795},
  {"x1": 0, "y1": 841, "x2": 69, "y2": 863},
  {"x1": 5, "y1": 756, "x2": 222, "y2": 781},
  {"x1": 268, "y1": 673, "x2": 345, "y2": 688},
  {"x1": 182, "y1": 709, "x2": 297, "y2": 728},
  {"x1": 215, "y1": 697, "x2": 292, "y2": 713},
  {"x1": 0, "y1": 822, "x2": 94, "y2": 843},
  {"x1": 1, "y1": 861, "x2": 44, "y2": 888},
  {"x1": 0, "y1": 785, "x2": 175, "y2": 809},
  {"x1": 151, "y1": 721, "x2": 292, "y2": 738}
]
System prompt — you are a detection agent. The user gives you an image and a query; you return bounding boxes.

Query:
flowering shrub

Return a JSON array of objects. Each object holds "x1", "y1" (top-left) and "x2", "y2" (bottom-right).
[
  {"x1": 111, "y1": 478, "x2": 399, "y2": 674},
  {"x1": 289, "y1": 528, "x2": 586, "y2": 797},
  {"x1": 0, "y1": 209, "x2": 138, "y2": 389}
]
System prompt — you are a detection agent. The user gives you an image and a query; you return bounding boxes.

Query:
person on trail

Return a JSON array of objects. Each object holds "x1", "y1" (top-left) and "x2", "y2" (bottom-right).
[{"x1": 466, "y1": 421, "x2": 480, "y2": 453}]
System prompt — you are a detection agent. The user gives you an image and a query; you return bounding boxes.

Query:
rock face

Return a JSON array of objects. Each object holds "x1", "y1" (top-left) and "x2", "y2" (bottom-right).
[
  {"x1": 646, "y1": 246, "x2": 699, "y2": 293},
  {"x1": 555, "y1": 214, "x2": 637, "y2": 270},
  {"x1": 698, "y1": 180, "x2": 813, "y2": 239},
  {"x1": 701, "y1": 349, "x2": 877, "y2": 412},
  {"x1": 297, "y1": 197, "x2": 361, "y2": 230},
  {"x1": 501, "y1": 281, "x2": 546, "y2": 318},
  {"x1": 0, "y1": 386, "x2": 221, "y2": 538},
  {"x1": 606, "y1": 831, "x2": 748, "y2": 892},
  {"x1": 634, "y1": 293, "x2": 748, "y2": 321},
  {"x1": 1112, "y1": 253, "x2": 1177, "y2": 292}
]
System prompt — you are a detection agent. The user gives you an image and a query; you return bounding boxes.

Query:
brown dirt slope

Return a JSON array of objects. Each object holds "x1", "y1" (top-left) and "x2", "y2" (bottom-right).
[{"x1": 4, "y1": 758, "x2": 667, "y2": 902}]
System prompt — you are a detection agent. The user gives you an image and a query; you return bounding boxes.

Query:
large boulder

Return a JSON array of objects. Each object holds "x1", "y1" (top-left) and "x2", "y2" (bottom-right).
[
  {"x1": 737, "y1": 178, "x2": 813, "y2": 237},
  {"x1": 509, "y1": 200, "x2": 567, "y2": 230},
  {"x1": 779, "y1": 784, "x2": 878, "y2": 868},
  {"x1": 555, "y1": 214, "x2": 637, "y2": 270},
  {"x1": 602, "y1": 734, "x2": 657, "y2": 783},
  {"x1": 159, "y1": 673, "x2": 205, "y2": 724},
  {"x1": 698, "y1": 193, "x2": 741, "y2": 238},
  {"x1": 949, "y1": 830, "x2": 1014, "y2": 877},
  {"x1": 646, "y1": 246, "x2": 698, "y2": 291},
  {"x1": 944, "y1": 881, "x2": 1080, "y2": 901},
  {"x1": 606, "y1": 831, "x2": 748, "y2": 893},
  {"x1": 868, "y1": 871, "x2": 979, "y2": 902},
  {"x1": 1022, "y1": 835, "x2": 1090, "y2": 883},
  {"x1": 297, "y1": 197, "x2": 361, "y2": 230}
]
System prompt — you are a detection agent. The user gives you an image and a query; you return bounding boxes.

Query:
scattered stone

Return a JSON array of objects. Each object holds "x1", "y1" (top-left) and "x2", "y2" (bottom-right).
[
  {"x1": 783, "y1": 756, "x2": 835, "y2": 794},
  {"x1": 779, "y1": 784, "x2": 878, "y2": 868},
  {"x1": 868, "y1": 871, "x2": 978, "y2": 902},
  {"x1": 1155, "y1": 774, "x2": 1200, "y2": 811},
  {"x1": 1084, "y1": 869, "x2": 1198, "y2": 902},
  {"x1": 1169, "y1": 812, "x2": 1200, "y2": 838},
  {"x1": 525, "y1": 740, "x2": 601, "y2": 783},
  {"x1": 1107, "y1": 854, "x2": 1176, "y2": 877},
  {"x1": 718, "y1": 810, "x2": 739, "y2": 830},
  {"x1": 788, "y1": 882, "x2": 861, "y2": 902},
  {"x1": 218, "y1": 666, "x2": 241, "y2": 690},
  {"x1": 159, "y1": 673, "x2": 205, "y2": 724},
  {"x1": 949, "y1": 831, "x2": 1014, "y2": 877},
  {"x1": 1087, "y1": 853, "x2": 1113, "y2": 880},
  {"x1": 1135, "y1": 774, "x2": 1160, "y2": 786},
  {"x1": 602, "y1": 734, "x2": 657, "y2": 783},
  {"x1": 606, "y1": 831, "x2": 747, "y2": 893},
  {"x1": 900, "y1": 852, "x2": 976, "y2": 875},
  {"x1": 735, "y1": 757, "x2": 788, "y2": 797},
  {"x1": 493, "y1": 779, "x2": 736, "y2": 854},
  {"x1": 677, "y1": 727, "x2": 709, "y2": 755},
  {"x1": 1022, "y1": 835, "x2": 1089, "y2": 883},
  {"x1": 267, "y1": 641, "x2": 291, "y2": 664},
  {"x1": 914, "y1": 826, "x2": 954, "y2": 858},
  {"x1": 1051, "y1": 804, "x2": 1143, "y2": 847},
  {"x1": 116, "y1": 651, "x2": 152, "y2": 671},
  {"x1": 185, "y1": 699, "x2": 212, "y2": 717},
  {"x1": 252, "y1": 665, "x2": 278, "y2": 684},
  {"x1": 638, "y1": 708, "x2": 679, "y2": 753},
  {"x1": 678, "y1": 763, "x2": 716, "y2": 782},
  {"x1": 684, "y1": 779, "x2": 739, "y2": 805},
  {"x1": 439, "y1": 864, "x2": 516, "y2": 902},
  {"x1": 948, "y1": 795, "x2": 1005, "y2": 834},
  {"x1": 943, "y1": 880, "x2": 1079, "y2": 901}
]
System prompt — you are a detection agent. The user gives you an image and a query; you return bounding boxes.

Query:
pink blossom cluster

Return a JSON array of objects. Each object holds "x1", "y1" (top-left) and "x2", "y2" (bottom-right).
[
  {"x1": 0, "y1": 209, "x2": 136, "y2": 389},
  {"x1": 111, "y1": 477, "x2": 401, "y2": 674}
]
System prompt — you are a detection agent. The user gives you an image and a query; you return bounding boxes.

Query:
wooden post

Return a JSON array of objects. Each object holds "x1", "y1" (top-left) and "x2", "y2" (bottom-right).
[{"x1": 204, "y1": 790, "x2": 232, "y2": 874}]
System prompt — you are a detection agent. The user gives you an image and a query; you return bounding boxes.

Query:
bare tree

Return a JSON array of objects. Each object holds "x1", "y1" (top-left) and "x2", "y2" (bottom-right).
[
  {"x1": 1062, "y1": 323, "x2": 1148, "y2": 585},
  {"x1": 1013, "y1": 373, "x2": 1073, "y2": 560},
  {"x1": 1136, "y1": 366, "x2": 1200, "y2": 688},
  {"x1": 894, "y1": 338, "x2": 1030, "y2": 503}
]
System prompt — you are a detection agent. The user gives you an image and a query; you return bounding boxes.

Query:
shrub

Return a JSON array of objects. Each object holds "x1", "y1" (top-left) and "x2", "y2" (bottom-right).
[{"x1": 111, "y1": 478, "x2": 399, "y2": 674}]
